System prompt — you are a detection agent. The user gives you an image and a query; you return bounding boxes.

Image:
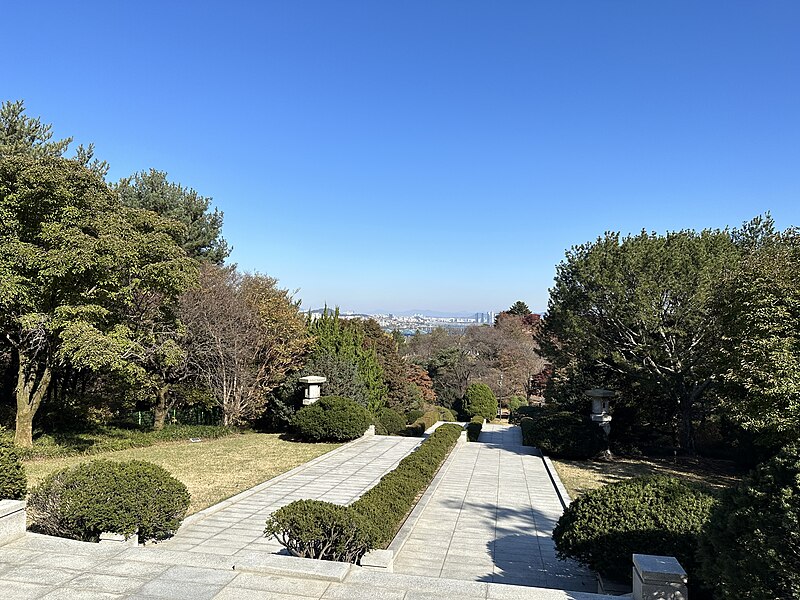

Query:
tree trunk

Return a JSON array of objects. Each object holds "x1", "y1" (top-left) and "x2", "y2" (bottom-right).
[
  {"x1": 14, "y1": 349, "x2": 52, "y2": 448},
  {"x1": 153, "y1": 385, "x2": 171, "y2": 431}
]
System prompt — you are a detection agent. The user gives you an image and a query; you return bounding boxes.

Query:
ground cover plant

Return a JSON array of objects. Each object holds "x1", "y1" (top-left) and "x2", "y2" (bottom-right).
[
  {"x1": 553, "y1": 475, "x2": 716, "y2": 588},
  {"x1": 28, "y1": 460, "x2": 189, "y2": 542},
  {"x1": 265, "y1": 423, "x2": 462, "y2": 562},
  {"x1": 1, "y1": 425, "x2": 236, "y2": 460},
  {"x1": 23, "y1": 432, "x2": 340, "y2": 514}
]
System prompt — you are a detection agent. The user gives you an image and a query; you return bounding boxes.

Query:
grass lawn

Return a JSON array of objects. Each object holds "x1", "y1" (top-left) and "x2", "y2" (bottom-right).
[
  {"x1": 552, "y1": 455, "x2": 741, "y2": 499},
  {"x1": 23, "y1": 432, "x2": 341, "y2": 514}
]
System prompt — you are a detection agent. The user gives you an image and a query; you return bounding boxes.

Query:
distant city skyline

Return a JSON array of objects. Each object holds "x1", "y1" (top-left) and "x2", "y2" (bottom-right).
[{"x1": 3, "y1": 2, "x2": 798, "y2": 312}]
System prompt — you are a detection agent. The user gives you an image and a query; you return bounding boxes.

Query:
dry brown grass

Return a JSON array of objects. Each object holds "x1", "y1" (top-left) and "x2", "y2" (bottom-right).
[
  {"x1": 23, "y1": 432, "x2": 341, "y2": 514},
  {"x1": 552, "y1": 455, "x2": 741, "y2": 499}
]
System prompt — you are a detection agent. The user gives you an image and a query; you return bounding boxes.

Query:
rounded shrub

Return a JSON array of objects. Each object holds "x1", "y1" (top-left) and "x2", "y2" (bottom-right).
[
  {"x1": 697, "y1": 444, "x2": 800, "y2": 599},
  {"x1": 405, "y1": 409, "x2": 423, "y2": 425},
  {"x1": 0, "y1": 441, "x2": 27, "y2": 500},
  {"x1": 375, "y1": 408, "x2": 406, "y2": 436},
  {"x1": 28, "y1": 460, "x2": 189, "y2": 542},
  {"x1": 553, "y1": 475, "x2": 716, "y2": 583},
  {"x1": 463, "y1": 383, "x2": 497, "y2": 420},
  {"x1": 436, "y1": 406, "x2": 457, "y2": 422},
  {"x1": 292, "y1": 396, "x2": 371, "y2": 442},
  {"x1": 507, "y1": 396, "x2": 526, "y2": 414},
  {"x1": 520, "y1": 412, "x2": 606, "y2": 459}
]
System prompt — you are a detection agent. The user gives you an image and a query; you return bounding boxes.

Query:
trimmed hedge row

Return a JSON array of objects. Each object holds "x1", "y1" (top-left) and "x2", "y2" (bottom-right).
[
  {"x1": 553, "y1": 475, "x2": 716, "y2": 585},
  {"x1": 0, "y1": 441, "x2": 27, "y2": 500},
  {"x1": 28, "y1": 460, "x2": 189, "y2": 542},
  {"x1": 520, "y1": 412, "x2": 606, "y2": 459},
  {"x1": 466, "y1": 416, "x2": 483, "y2": 442},
  {"x1": 406, "y1": 410, "x2": 441, "y2": 436},
  {"x1": 265, "y1": 423, "x2": 462, "y2": 562}
]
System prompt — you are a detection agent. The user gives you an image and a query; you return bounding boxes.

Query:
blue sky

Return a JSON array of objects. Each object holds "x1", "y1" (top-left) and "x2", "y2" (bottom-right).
[{"x1": 3, "y1": 1, "x2": 799, "y2": 313}]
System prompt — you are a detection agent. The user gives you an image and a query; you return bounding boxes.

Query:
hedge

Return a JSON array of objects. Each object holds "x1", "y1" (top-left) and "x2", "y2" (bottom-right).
[
  {"x1": 519, "y1": 412, "x2": 606, "y2": 459},
  {"x1": 0, "y1": 441, "x2": 27, "y2": 500},
  {"x1": 509, "y1": 404, "x2": 546, "y2": 424},
  {"x1": 697, "y1": 444, "x2": 800, "y2": 599},
  {"x1": 374, "y1": 408, "x2": 406, "y2": 436},
  {"x1": 553, "y1": 476, "x2": 716, "y2": 584},
  {"x1": 265, "y1": 423, "x2": 462, "y2": 562},
  {"x1": 406, "y1": 410, "x2": 440, "y2": 436},
  {"x1": 292, "y1": 396, "x2": 371, "y2": 442},
  {"x1": 28, "y1": 460, "x2": 189, "y2": 542},
  {"x1": 466, "y1": 416, "x2": 483, "y2": 442}
]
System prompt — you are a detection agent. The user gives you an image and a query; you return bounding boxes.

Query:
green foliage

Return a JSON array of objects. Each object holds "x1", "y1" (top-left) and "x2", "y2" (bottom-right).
[
  {"x1": 292, "y1": 396, "x2": 371, "y2": 442},
  {"x1": 405, "y1": 409, "x2": 423, "y2": 424},
  {"x1": 375, "y1": 408, "x2": 406, "y2": 436},
  {"x1": 507, "y1": 395, "x2": 526, "y2": 413},
  {"x1": 28, "y1": 460, "x2": 189, "y2": 542},
  {"x1": 265, "y1": 424, "x2": 461, "y2": 562},
  {"x1": 553, "y1": 476, "x2": 716, "y2": 584},
  {"x1": 520, "y1": 412, "x2": 606, "y2": 459},
  {"x1": 116, "y1": 169, "x2": 230, "y2": 264},
  {"x1": 436, "y1": 406, "x2": 457, "y2": 421},
  {"x1": 2, "y1": 425, "x2": 235, "y2": 460},
  {"x1": 0, "y1": 440, "x2": 27, "y2": 499},
  {"x1": 539, "y1": 225, "x2": 754, "y2": 451},
  {"x1": 463, "y1": 383, "x2": 497, "y2": 420},
  {"x1": 510, "y1": 404, "x2": 545, "y2": 424},
  {"x1": 265, "y1": 499, "x2": 375, "y2": 563},
  {"x1": 406, "y1": 410, "x2": 441, "y2": 436},
  {"x1": 712, "y1": 233, "x2": 800, "y2": 441},
  {"x1": 698, "y1": 445, "x2": 800, "y2": 599},
  {"x1": 507, "y1": 301, "x2": 532, "y2": 316},
  {"x1": 466, "y1": 416, "x2": 483, "y2": 442}
]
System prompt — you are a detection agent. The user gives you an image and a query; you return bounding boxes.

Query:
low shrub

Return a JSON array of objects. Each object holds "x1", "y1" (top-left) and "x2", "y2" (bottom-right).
[
  {"x1": 406, "y1": 410, "x2": 440, "y2": 436},
  {"x1": 509, "y1": 404, "x2": 546, "y2": 424},
  {"x1": 0, "y1": 440, "x2": 27, "y2": 500},
  {"x1": 436, "y1": 406, "x2": 457, "y2": 422},
  {"x1": 28, "y1": 460, "x2": 189, "y2": 542},
  {"x1": 553, "y1": 476, "x2": 716, "y2": 584},
  {"x1": 405, "y1": 409, "x2": 423, "y2": 424},
  {"x1": 266, "y1": 423, "x2": 462, "y2": 561},
  {"x1": 507, "y1": 396, "x2": 526, "y2": 414},
  {"x1": 375, "y1": 408, "x2": 406, "y2": 436},
  {"x1": 265, "y1": 499, "x2": 374, "y2": 563},
  {"x1": 466, "y1": 416, "x2": 483, "y2": 442},
  {"x1": 697, "y1": 444, "x2": 800, "y2": 599},
  {"x1": 520, "y1": 412, "x2": 606, "y2": 459},
  {"x1": 463, "y1": 383, "x2": 497, "y2": 420},
  {"x1": 292, "y1": 396, "x2": 371, "y2": 442}
]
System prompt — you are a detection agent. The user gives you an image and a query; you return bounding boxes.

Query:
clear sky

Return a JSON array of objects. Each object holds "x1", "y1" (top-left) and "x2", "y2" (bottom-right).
[{"x1": 3, "y1": 1, "x2": 799, "y2": 313}]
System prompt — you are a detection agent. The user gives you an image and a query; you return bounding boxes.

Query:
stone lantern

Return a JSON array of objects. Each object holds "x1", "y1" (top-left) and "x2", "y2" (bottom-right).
[
  {"x1": 586, "y1": 388, "x2": 616, "y2": 458},
  {"x1": 299, "y1": 376, "x2": 327, "y2": 406}
]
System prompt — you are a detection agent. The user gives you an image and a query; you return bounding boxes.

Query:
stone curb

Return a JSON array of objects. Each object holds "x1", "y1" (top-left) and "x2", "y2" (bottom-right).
[
  {"x1": 178, "y1": 435, "x2": 376, "y2": 529},
  {"x1": 541, "y1": 455, "x2": 572, "y2": 509},
  {"x1": 233, "y1": 552, "x2": 351, "y2": 582}
]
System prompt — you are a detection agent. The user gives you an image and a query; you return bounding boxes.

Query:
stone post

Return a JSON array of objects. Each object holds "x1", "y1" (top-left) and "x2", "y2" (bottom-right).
[
  {"x1": 633, "y1": 554, "x2": 688, "y2": 600},
  {"x1": 0, "y1": 499, "x2": 26, "y2": 546}
]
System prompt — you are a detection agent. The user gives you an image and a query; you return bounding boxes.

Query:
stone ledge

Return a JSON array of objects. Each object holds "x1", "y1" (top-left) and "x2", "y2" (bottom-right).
[
  {"x1": 0, "y1": 499, "x2": 26, "y2": 546},
  {"x1": 233, "y1": 552, "x2": 352, "y2": 582},
  {"x1": 632, "y1": 554, "x2": 687, "y2": 600},
  {"x1": 361, "y1": 548, "x2": 393, "y2": 572}
]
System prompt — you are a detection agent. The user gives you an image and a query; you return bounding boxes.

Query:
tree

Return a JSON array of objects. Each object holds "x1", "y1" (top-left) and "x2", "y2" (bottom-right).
[
  {"x1": 0, "y1": 155, "x2": 194, "y2": 446},
  {"x1": 463, "y1": 383, "x2": 497, "y2": 420},
  {"x1": 116, "y1": 169, "x2": 230, "y2": 264},
  {"x1": 507, "y1": 300, "x2": 532, "y2": 316},
  {"x1": 711, "y1": 230, "x2": 800, "y2": 442},
  {"x1": 540, "y1": 227, "x2": 742, "y2": 451},
  {"x1": 180, "y1": 265, "x2": 308, "y2": 425},
  {"x1": 0, "y1": 99, "x2": 109, "y2": 176}
]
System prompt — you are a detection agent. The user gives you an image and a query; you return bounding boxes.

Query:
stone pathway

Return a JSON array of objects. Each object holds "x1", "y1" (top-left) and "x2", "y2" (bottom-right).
[
  {"x1": 393, "y1": 424, "x2": 596, "y2": 592},
  {"x1": 160, "y1": 434, "x2": 422, "y2": 557}
]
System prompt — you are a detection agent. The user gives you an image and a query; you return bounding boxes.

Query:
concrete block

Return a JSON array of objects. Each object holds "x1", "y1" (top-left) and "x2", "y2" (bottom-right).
[
  {"x1": 0, "y1": 499, "x2": 26, "y2": 546},
  {"x1": 632, "y1": 554, "x2": 688, "y2": 600},
  {"x1": 361, "y1": 549, "x2": 394, "y2": 572}
]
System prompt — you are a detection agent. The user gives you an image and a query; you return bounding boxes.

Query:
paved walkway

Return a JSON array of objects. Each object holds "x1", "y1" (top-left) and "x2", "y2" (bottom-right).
[
  {"x1": 393, "y1": 424, "x2": 595, "y2": 592},
  {"x1": 0, "y1": 533, "x2": 616, "y2": 600},
  {"x1": 160, "y1": 434, "x2": 422, "y2": 557}
]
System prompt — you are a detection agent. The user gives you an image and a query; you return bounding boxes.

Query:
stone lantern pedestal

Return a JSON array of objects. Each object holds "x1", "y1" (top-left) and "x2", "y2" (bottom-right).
[
  {"x1": 587, "y1": 388, "x2": 616, "y2": 459},
  {"x1": 299, "y1": 376, "x2": 326, "y2": 406}
]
